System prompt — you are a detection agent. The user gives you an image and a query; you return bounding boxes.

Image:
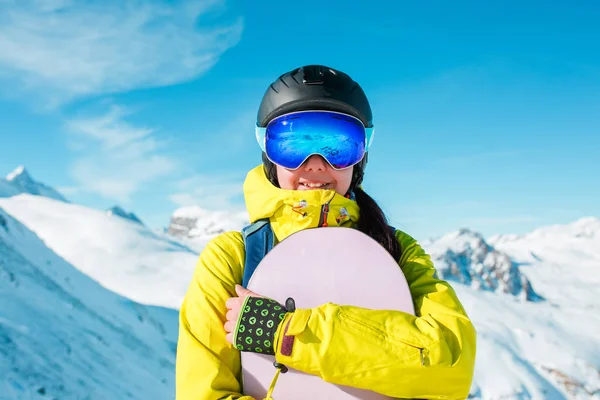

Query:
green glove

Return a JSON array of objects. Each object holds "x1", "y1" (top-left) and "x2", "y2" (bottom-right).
[{"x1": 233, "y1": 297, "x2": 288, "y2": 355}]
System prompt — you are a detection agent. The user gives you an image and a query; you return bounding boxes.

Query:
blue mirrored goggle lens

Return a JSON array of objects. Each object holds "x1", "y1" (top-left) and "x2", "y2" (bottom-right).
[{"x1": 263, "y1": 111, "x2": 367, "y2": 170}]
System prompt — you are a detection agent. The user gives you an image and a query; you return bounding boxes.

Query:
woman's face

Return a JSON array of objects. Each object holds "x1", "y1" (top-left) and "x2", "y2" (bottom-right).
[{"x1": 276, "y1": 155, "x2": 353, "y2": 196}]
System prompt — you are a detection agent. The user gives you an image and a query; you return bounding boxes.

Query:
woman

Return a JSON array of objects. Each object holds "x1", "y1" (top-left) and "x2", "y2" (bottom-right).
[{"x1": 176, "y1": 65, "x2": 476, "y2": 399}]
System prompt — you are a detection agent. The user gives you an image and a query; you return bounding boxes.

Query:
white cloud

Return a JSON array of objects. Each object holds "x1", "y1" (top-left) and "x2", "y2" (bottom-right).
[
  {"x1": 0, "y1": 0, "x2": 243, "y2": 104},
  {"x1": 169, "y1": 173, "x2": 245, "y2": 210},
  {"x1": 66, "y1": 105, "x2": 176, "y2": 202}
]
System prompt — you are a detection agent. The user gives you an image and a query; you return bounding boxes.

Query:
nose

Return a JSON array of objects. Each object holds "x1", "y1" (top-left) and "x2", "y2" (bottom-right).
[{"x1": 303, "y1": 155, "x2": 327, "y2": 171}]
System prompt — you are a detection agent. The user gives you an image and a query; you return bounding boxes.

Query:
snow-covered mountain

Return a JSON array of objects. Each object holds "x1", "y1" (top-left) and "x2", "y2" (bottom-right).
[
  {"x1": 106, "y1": 205, "x2": 144, "y2": 225},
  {"x1": 445, "y1": 217, "x2": 600, "y2": 399},
  {"x1": 1, "y1": 164, "x2": 598, "y2": 399},
  {"x1": 167, "y1": 205, "x2": 249, "y2": 241},
  {"x1": 488, "y1": 217, "x2": 600, "y2": 312},
  {"x1": 423, "y1": 229, "x2": 543, "y2": 301},
  {"x1": 0, "y1": 207, "x2": 177, "y2": 399},
  {"x1": 1, "y1": 166, "x2": 67, "y2": 202},
  {"x1": 0, "y1": 195, "x2": 199, "y2": 309}
]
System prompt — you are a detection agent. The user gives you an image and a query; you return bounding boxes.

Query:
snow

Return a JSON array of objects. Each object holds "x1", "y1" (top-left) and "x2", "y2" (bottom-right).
[
  {"x1": 0, "y1": 194, "x2": 199, "y2": 309},
  {"x1": 5, "y1": 165, "x2": 26, "y2": 181},
  {"x1": 423, "y1": 229, "x2": 542, "y2": 301},
  {"x1": 487, "y1": 218, "x2": 600, "y2": 316},
  {"x1": 1, "y1": 165, "x2": 598, "y2": 398},
  {"x1": 0, "y1": 207, "x2": 177, "y2": 399},
  {"x1": 3, "y1": 166, "x2": 67, "y2": 202},
  {"x1": 455, "y1": 283, "x2": 600, "y2": 399},
  {"x1": 168, "y1": 205, "x2": 248, "y2": 243},
  {"x1": 448, "y1": 217, "x2": 600, "y2": 399}
]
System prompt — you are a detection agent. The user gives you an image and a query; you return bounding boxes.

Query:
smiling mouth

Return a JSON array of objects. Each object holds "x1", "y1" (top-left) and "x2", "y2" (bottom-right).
[{"x1": 299, "y1": 182, "x2": 330, "y2": 189}]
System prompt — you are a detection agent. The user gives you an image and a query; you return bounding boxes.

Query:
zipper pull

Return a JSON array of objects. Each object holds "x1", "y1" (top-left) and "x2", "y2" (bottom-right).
[
  {"x1": 419, "y1": 348, "x2": 429, "y2": 366},
  {"x1": 320, "y1": 203, "x2": 330, "y2": 227}
]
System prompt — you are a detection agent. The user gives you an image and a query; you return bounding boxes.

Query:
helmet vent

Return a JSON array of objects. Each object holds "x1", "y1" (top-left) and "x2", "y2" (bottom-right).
[
  {"x1": 279, "y1": 76, "x2": 290, "y2": 88},
  {"x1": 303, "y1": 65, "x2": 324, "y2": 85},
  {"x1": 269, "y1": 82, "x2": 279, "y2": 94}
]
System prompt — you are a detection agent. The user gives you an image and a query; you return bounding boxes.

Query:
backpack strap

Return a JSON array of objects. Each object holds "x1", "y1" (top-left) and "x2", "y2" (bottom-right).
[{"x1": 241, "y1": 219, "x2": 275, "y2": 287}]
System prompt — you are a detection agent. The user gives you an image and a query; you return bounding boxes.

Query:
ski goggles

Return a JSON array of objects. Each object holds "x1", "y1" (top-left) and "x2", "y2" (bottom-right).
[{"x1": 255, "y1": 110, "x2": 374, "y2": 170}]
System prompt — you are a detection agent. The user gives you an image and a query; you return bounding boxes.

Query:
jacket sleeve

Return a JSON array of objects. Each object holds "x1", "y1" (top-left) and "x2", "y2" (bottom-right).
[
  {"x1": 271, "y1": 230, "x2": 477, "y2": 399},
  {"x1": 176, "y1": 232, "x2": 255, "y2": 400}
]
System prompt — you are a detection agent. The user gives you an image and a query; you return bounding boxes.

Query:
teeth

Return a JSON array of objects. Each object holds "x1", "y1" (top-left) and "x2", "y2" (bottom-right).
[{"x1": 303, "y1": 182, "x2": 327, "y2": 188}]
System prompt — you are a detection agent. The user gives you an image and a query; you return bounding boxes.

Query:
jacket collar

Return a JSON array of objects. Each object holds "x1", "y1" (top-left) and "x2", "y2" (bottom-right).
[{"x1": 243, "y1": 165, "x2": 360, "y2": 242}]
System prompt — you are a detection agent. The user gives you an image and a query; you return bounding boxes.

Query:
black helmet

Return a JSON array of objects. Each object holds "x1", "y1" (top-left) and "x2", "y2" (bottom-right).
[{"x1": 257, "y1": 65, "x2": 373, "y2": 191}]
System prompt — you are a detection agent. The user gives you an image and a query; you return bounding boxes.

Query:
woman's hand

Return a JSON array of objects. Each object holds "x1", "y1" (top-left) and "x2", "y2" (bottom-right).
[
  {"x1": 224, "y1": 284, "x2": 264, "y2": 344},
  {"x1": 224, "y1": 285, "x2": 288, "y2": 354}
]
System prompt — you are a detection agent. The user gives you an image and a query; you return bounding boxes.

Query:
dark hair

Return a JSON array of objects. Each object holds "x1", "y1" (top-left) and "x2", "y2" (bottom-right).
[{"x1": 354, "y1": 187, "x2": 402, "y2": 262}]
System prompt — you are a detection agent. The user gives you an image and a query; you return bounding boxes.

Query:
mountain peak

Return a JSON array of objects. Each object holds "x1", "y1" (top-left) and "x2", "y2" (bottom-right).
[
  {"x1": 106, "y1": 206, "x2": 144, "y2": 225},
  {"x1": 2, "y1": 165, "x2": 68, "y2": 203},
  {"x1": 6, "y1": 165, "x2": 31, "y2": 182},
  {"x1": 570, "y1": 216, "x2": 600, "y2": 230},
  {"x1": 423, "y1": 229, "x2": 542, "y2": 302},
  {"x1": 168, "y1": 205, "x2": 249, "y2": 240},
  {"x1": 455, "y1": 228, "x2": 485, "y2": 239},
  {"x1": 433, "y1": 228, "x2": 488, "y2": 251},
  {"x1": 521, "y1": 216, "x2": 600, "y2": 240}
]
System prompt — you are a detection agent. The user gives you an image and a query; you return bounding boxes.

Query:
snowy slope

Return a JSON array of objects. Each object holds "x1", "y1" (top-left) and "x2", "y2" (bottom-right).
[
  {"x1": 2, "y1": 172, "x2": 598, "y2": 399},
  {"x1": 455, "y1": 283, "x2": 599, "y2": 399},
  {"x1": 0, "y1": 207, "x2": 177, "y2": 400},
  {"x1": 2, "y1": 166, "x2": 67, "y2": 202},
  {"x1": 0, "y1": 194, "x2": 199, "y2": 309},
  {"x1": 422, "y1": 218, "x2": 600, "y2": 399}
]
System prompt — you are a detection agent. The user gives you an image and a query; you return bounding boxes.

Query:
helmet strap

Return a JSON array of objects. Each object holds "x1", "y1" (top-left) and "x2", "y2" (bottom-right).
[
  {"x1": 262, "y1": 152, "x2": 279, "y2": 187},
  {"x1": 348, "y1": 153, "x2": 368, "y2": 195}
]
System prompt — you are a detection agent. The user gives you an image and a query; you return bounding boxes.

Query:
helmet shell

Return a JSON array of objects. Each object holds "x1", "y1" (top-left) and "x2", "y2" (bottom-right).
[{"x1": 257, "y1": 65, "x2": 372, "y2": 128}]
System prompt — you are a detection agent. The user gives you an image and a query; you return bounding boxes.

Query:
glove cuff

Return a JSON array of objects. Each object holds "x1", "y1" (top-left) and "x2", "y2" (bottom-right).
[{"x1": 233, "y1": 297, "x2": 287, "y2": 354}]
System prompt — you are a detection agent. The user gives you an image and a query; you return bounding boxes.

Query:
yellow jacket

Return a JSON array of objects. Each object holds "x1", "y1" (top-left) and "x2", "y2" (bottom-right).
[{"x1": 176, "y1": 165, "x2": 476, "y2": 399}]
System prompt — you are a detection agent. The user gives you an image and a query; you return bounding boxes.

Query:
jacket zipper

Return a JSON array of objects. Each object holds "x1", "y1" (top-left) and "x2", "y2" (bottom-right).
[
  {"x1": 419, "y1": 348, "x2": 429, "y2": 366},
  {"x1": 318, "y1": 202, "x2": 330, "y2": 227}
]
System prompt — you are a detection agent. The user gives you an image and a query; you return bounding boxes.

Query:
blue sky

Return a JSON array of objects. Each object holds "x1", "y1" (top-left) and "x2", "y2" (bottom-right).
[{"x1": 1, "y1": 0, "x2": 599, "y2": 241}]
